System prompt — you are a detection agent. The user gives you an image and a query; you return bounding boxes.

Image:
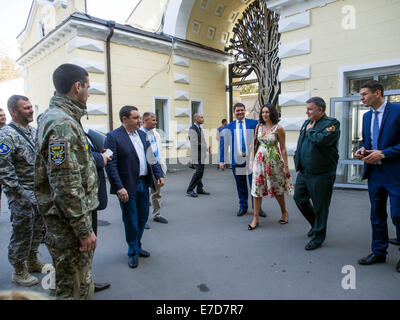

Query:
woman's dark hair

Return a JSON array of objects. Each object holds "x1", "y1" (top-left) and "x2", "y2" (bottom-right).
[{"x1": 258, "y1": 104, "x2": 279, "y2": 125}]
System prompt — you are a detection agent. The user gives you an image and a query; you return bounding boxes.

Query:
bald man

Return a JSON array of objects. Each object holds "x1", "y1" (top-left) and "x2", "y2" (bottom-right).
[{"x1": 186, "y1": 113, "x2": 210, "y2": 197}]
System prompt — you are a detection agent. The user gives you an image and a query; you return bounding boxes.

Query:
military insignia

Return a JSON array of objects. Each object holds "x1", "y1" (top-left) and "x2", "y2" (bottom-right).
[
  {"x1": 49, "y1": 141, "x2": 67, "y2": 166},
  {"x1": 0, "y1": 141, "x2": 12, "y2": 155},
  {"x1": 326, "y1": 125, "x2": 336, "y2": 132}
]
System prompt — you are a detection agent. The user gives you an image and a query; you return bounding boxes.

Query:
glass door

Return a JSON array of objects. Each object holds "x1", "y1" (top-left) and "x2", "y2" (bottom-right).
[
  {"x1": 330, "y1": 90, "x2": 400, "y2": 189},
  {"x1": 330, "y1": 97, "x2": 368, "y2": 189}
]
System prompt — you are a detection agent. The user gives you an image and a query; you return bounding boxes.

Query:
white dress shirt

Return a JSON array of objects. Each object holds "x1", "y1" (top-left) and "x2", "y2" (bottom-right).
[
  {"x1": 235, "y1": 118, "x2": 248, "y2": 156},
  {"x1": 370, "y1": 100, "x2": 387, "y2": 143},
  {"x1": 126, "y1": 129, "x2": 148, "y2": 176}
]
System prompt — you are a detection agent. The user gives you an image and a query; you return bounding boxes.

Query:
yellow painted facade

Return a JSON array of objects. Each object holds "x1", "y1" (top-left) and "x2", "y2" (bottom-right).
[{"x1": 18, "y1": 0, "x2": 400, "y2": 173}]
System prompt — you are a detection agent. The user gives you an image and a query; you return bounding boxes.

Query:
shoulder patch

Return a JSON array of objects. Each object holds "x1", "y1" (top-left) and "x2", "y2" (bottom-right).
[
  {"x1": 49, "y1": 141, "x2": 67, "y2": 166},
  {"x1": 0, "y1": 141, "x2": 13, "y2": 155},
  {"x1": 326, "y1": 125, "x2": 336, "y2": 132}
]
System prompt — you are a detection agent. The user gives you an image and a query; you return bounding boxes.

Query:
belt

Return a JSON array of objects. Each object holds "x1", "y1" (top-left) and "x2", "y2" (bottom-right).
[{"x1": 138, "y1": 176, "x2": 146, "y2": 180}]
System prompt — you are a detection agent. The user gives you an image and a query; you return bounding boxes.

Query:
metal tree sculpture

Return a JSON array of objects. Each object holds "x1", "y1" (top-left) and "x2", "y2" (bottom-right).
[{"x1": 227, "y1": 0, "x2": 281, "y2": 114}]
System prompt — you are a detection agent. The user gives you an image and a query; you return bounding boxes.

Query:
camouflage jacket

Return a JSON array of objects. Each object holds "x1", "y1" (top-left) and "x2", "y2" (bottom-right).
[
  {"x1": 35, "y1": 94, "x2": 99, "y2": 248},
  {"x1": 0, "y1": 121, "x2": 37, "y2": 203}
]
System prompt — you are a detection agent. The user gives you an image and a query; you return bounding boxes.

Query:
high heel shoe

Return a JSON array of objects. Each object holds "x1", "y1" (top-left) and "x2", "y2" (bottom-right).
[
  {"x1": 279, "y1": 211, "x2": 289, "y2": 224},
  {"x1": 248, "y1": 222, "x2": 259, "y2": 230}
]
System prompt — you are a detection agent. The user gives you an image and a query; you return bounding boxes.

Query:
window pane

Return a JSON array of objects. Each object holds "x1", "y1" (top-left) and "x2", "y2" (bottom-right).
[
  {"x1": 155, "y1": 100, "x2": 164, "y2": 131},
  {"x1": 379, "y1": 73, "x2": 400, "y2": 91},
  {"x1": 349, "y1": 77, "x2": 373, "y2": 95},
  {"x1": 389, "y1": 95, "x2": 400, "y2": 103}
]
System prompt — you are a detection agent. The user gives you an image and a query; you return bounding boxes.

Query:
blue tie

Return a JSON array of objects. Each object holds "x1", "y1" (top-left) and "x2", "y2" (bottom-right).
[
  {"x1": 372, "y1": 110, "x2": 380, "y2": 150},
  {"x1": 239, "y1": 120, "x2": 246, "y2": 154}
]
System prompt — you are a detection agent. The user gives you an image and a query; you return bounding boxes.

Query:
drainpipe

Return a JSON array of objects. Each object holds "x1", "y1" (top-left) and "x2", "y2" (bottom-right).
[{"x1": 106, "y1": 20, "x2": 115, "y2": 131}]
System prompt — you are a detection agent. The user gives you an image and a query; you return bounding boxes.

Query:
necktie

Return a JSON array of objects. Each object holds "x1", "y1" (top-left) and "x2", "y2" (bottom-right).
[
  {"x1": 372, "y1": 110, "x2": 380, "y2": 150},
  {"x1": 239, "y1": 120, "x2": 246, "y2": 154}
]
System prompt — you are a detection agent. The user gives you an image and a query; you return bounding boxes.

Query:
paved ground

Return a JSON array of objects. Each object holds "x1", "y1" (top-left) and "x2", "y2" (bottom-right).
[{"x1": 0, "y1": 167, "x2": 399, "y2": 300}]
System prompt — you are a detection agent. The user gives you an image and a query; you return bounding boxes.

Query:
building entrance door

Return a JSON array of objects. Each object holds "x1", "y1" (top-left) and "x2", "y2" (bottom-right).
[{"x1": 330, "y1": 90, "x2": 400, "y2": 189}]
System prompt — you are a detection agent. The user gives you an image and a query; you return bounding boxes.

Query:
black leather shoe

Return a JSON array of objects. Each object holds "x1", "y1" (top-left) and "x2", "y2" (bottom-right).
[
  {"x1": 358, "y1": 253, "x2": 386, "y2": 265},
  {"x1": 237, "y1": 208, "x2": 247, "y2": 216},
  {"x1": 259, "y1": 209, "x2": 267, "y2": 218},
  {"x1": 307, "y1": 228, "x2": 313, "y2": 238},
  {"x1": 305, "y1": 241, "x2": 321, "y2": 251},
  {"x1": 153, "y1": 216, "x2": 168, "y2": 224},
  {"x1": 94, "y1": 282, "x2": 111, "y2": 292},
  {"x1": 128, "y1": 256, "x2": 138, "y2": 268},
  {"x1": 186, "y1": 191, "x2": 198, "y2": 197},
  {"x1": 396, "y1": 259, "x2": 400, "y2": 273},
  {"x1": 139, "y1": 249, "x2": 150, "y2": 258},
  {"x1": 389, "y1": 238, "x2": 400, "y2": 246},
  {"x1": 197, "y1": 190, "x2": 210, "y2": 195}
]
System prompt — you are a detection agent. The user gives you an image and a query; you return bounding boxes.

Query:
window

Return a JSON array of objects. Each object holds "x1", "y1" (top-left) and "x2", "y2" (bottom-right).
[
  {"x1": 38, "y1": 22, "x2": 46, "y2": 39},
  {"x1": 348, "y1": 71, "x2": 400, "y2": 102},
  {"x1": 154, "y1": 98, "x2": 169, "y2": 140},
  {"x1": 191, "y1": 100, "x2": 202, "y2": 125}
]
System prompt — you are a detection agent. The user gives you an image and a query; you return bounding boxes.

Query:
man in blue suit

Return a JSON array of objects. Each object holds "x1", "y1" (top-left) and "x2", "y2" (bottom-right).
[
  {"x1": 219, "y1": 103, "x2": 266, "y2": 217},
  {"x1": 104, "y1": 106, "x2": 164, "y2": 269},
  {"x1": 355, "y1": 80, "x2": 400, "y2": 273}
]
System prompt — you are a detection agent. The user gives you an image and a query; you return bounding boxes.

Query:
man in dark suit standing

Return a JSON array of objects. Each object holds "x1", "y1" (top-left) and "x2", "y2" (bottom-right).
[
  {"x1": 186, "y1": 113, "x2": 210, "y2": 197},
  {"x1": 86, "y1": 131, "x2": 111, "y2": 292},
  {"x1": 355, "y1": 80, "x2": 400, "y2": 272},
  {"x1": 104, "y1": 106, "x2": 164, "y2": 269}
]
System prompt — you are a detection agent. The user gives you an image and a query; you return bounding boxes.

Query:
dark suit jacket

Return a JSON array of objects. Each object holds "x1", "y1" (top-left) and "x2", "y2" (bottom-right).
[
  {"x1": 104, "y1": 126, "x2": 163, "y2": 195},
  {"x1": 87, "y1": 133, "x2": 107, "y2": 211},
  {"x1": 189, "y1": 124, "x2": 207, "y2": 164},
  {"x1": 219, "y1": 118, "x2": 258, "y2": 166},
  {"x1": 361, "y1": 102, "x2": 400, "y2": 182}
]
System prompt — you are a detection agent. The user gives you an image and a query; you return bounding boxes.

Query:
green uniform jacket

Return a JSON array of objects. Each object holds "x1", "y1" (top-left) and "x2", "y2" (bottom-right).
[
  {"x1": 34, "y1": 94, "x2": 99, "y2": 249},
  {"x1": 294, "y1": 114, "x2": 340, "y2": 175}
]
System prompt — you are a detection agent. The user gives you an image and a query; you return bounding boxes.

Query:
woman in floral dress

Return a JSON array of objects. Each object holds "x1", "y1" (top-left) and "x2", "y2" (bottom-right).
[{"x1": 248, "y1": 104, "x2": 294, "y2": 230}]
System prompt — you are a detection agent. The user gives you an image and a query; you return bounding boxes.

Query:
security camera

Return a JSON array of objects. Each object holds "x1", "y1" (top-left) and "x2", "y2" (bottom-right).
[{"x1": 60, "y1": 1, "x2": 68, "y2": 9}]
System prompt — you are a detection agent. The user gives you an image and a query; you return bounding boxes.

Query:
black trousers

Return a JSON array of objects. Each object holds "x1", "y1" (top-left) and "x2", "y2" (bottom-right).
[
  {"x1": 91, "y1": 210, "x2": 98, "y2": 236},
  {"x1": 294, "y1": 171, "x2": 336, "y2": 245},
  {"x1": 187, "y1": 164, "x2": 204, "y2": 193}
]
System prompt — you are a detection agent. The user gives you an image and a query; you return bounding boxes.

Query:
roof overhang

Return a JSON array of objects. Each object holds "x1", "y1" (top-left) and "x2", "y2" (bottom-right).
[{"x1": 17, "y1": 13, "x2": 232, "y2": 67}]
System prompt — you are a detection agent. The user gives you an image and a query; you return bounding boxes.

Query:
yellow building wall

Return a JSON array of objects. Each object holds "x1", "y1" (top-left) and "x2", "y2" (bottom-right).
[
  {"x1": 186, "y1": 0, "x2": 255, "y2": 51},
  {"x1": 23, "y1": 40, "x2": 108, "y2": 129},
  {"x1": 21, "y1": 0, "x2": 86, "y2": 54},
  {"x1": 109, "y1": 42, "x2": 228, "y2": 159},
  {"x1": 279, "y1": 0, "x2": 400, "y2": 168}
]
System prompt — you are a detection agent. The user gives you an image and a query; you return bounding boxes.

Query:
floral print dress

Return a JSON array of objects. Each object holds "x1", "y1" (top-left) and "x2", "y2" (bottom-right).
[{"x1": 251, "y1": 125, "x2": 294, "y2": 198}]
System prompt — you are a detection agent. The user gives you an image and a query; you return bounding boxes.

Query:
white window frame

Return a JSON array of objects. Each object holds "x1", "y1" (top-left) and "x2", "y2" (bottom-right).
[
  {"x1": 153, "y1": 96, "x2": 170, "y2": 143},
  {"x1": 190, "y1": 99, "x2": 203, "y2": 125},
  {"x1": 338, "y1": 59, "x2": 400, "y2": 97}
]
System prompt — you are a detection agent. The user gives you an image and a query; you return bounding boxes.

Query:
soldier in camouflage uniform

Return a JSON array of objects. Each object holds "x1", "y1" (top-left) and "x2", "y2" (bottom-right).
[
  {"x1": 0, "y1": 95, "x2": 48, "y2": 287},
  {"x1": 35, "y1": 64, "x2": 99, "y2": 300}
]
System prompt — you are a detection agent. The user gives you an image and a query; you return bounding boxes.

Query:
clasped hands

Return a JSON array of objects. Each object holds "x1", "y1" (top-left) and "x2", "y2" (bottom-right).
[{"x1": 354, "y1": 147, "x2": 384, "y2": 164}]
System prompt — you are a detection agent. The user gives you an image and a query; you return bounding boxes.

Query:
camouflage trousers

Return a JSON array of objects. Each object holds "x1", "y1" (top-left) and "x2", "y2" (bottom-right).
[
  {"x1": 48, "y1": 246, "x2": 94, "y2": 300},
  {"x1": 8, "y1": 196, "x2": 44, "y2": 266}
]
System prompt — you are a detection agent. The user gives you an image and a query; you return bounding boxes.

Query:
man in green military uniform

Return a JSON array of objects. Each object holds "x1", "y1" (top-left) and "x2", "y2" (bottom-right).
[
  {"x1": 294, "y1": 97, "x2": 340, "y2": 250},
  {"x1": 0, "y1": 95, "x2": 49, "y2": 287},
  {"x1": 35, "y1": 64, "x2": 98, "y2": 299}
]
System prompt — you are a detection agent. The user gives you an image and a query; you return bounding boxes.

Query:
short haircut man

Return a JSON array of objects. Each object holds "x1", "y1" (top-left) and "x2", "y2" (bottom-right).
[
  {"x1": 53, "y1": 63, "x2": 88, "y2": 94},
  {"x1": 355, "y1": 81, "x2": 400, "y2": 272},
  {"x1": 0, "y1": 94, "x2": 48, "y2": 287},
  {"x1": 104, "y1": 105, "x2": 164, "y2": 269},
  {"x1": 306, "y1": 96, "x2": 326, "y2": 112},
  {"x1": 293, "y1": 97, "x2": 340, "y2": 250},
  {"x1": 34, "y1": 63, "x2": 98, "y2": 299}
]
